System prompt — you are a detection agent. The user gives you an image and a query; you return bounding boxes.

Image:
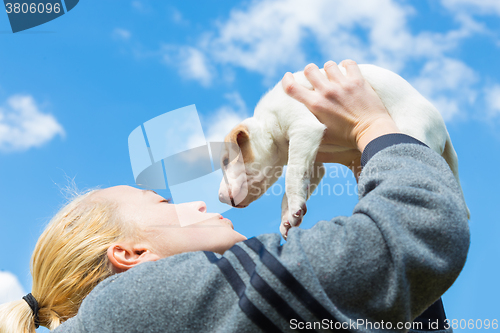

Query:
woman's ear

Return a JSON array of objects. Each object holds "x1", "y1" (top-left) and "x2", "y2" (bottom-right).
[{"x1": 107, "y1": 242, "x2": 160, "y2": 273}]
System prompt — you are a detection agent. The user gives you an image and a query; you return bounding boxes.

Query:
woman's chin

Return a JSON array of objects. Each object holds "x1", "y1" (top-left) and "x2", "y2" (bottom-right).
[{"x1": 234, "y1": 230, "x2": 247, "y2": 242}]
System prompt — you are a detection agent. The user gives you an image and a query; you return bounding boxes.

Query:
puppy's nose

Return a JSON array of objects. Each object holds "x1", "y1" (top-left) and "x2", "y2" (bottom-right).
[
  {"x1": 219, "y1": 188, "x2": 237, "y2": 207},
  {"x1": 219, "y1": 187, "x2": 232, "y2": 204}
]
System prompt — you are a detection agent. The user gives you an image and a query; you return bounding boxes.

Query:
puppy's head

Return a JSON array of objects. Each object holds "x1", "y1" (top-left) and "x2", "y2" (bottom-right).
[{"x1": 218, "y1": 118, "x2": 283, "y2": 208}]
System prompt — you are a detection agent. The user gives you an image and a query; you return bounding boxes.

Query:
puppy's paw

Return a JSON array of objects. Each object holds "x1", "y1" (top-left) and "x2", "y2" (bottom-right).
[
  {"x1": 287, "y1": 203, "x2": 307, "y2": 228},
  {"x1": 280, "y1": 220, "x2": 291, "y2": 240},
  {"x1": 280, "y1": 194, "x2": 307, "y2": 239}
]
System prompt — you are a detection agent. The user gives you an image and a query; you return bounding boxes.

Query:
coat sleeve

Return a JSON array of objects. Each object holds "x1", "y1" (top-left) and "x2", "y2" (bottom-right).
[
  {"x1": 242, "y1": 135, "x2": 470, "y2": 330},
  {"x1": 52, "y1": 135, "x2": 470, "y2": 333}
]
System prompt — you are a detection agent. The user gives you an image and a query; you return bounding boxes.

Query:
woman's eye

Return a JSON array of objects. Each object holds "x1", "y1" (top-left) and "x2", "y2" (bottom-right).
[{"x1": 223, "y1": 157, "x2": 229, "y2": 167}]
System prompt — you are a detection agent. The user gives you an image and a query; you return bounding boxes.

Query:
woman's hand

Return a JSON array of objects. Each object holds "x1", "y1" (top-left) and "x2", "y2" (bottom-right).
[{"x1": 281, "y1": 60, "x2": 401, "y2": 153}]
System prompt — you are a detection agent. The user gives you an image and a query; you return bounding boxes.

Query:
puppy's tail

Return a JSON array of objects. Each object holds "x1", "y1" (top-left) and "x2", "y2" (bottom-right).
[{"x1": 442, "y1": 136, "x2": 470, "y2": 219}]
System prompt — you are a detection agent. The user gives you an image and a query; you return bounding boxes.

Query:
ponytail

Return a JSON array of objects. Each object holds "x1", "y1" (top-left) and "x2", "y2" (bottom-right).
[{"x1": 0, "y1": 300, "x2": 37, "y2": 333}]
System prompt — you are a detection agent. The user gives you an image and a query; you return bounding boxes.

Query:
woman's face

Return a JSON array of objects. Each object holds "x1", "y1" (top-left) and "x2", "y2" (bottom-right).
[{"x1": 95, "y1": 185, "x2": 247, "y2": 257}]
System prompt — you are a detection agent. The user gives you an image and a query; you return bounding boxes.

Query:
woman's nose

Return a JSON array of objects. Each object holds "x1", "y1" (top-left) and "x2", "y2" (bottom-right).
[{"x1": 193, "y1": 201, "x2": 207, "y2": 213}]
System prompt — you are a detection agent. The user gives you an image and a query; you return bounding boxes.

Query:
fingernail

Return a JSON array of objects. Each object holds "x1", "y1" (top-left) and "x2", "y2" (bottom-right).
[{"x1": 324, "y1": 60, "x2": 336, "y2": 67}]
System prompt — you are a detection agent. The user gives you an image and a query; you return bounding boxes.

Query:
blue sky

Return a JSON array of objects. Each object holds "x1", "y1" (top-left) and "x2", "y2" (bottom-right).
[{"x1": 0, "y1": 0, "x2": 499, "y2": 330}]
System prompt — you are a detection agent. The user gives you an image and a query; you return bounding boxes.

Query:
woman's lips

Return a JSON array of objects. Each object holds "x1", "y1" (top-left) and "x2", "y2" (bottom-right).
[{"x1": 219, "y1": 215, "x2": 234, "y2": 229}]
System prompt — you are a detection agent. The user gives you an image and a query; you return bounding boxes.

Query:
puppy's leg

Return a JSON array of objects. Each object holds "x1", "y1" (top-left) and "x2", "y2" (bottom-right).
[
  {"x1": 280, "y1": 162, "x2": 325, "y2": 238},
  {"x1": 280, "y1": 123, "x2": 325, "y2": 238},
  {"x1": 280, "y1": 191, "x2": 290, "y2": 237}
]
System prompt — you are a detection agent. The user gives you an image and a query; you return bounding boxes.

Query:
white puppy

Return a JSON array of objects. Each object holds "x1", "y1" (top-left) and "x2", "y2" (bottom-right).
[{"x1": 218, "y1": 64, "x2": 469, "y2": 238}]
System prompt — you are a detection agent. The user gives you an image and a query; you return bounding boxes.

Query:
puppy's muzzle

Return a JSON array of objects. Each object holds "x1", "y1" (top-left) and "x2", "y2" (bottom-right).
[{"x1": 219, "y1": 188, "x2": 248, "y2": 208}]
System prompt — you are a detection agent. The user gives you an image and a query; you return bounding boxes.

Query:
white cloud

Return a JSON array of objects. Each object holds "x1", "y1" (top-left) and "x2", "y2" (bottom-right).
[
  {"x1": 171, "y1": 7, "x2": 189, "y2": 25},
  {"x1": 167, "y1": 0, "x2": 480, "y2": 82},
  {"x1": 112, "y1": 28, "x2": 131, "y2": 41},
  {"x1": 484, "y1": 84, "x2": 500, "y2": 119},
  {"x1": 203, "y1": 92, "x2": 249, "y2": 143},
  {"x1": 201, "y1": 0, "x2": 481, "y2": 122},
  {"x1": 0, "y1": 94, "x2": 65, "y2": 153},
  {"x1": 441, "y1": 0, "x2": 500, "y2": 16},
  {"x1": 186, "y1": 92, "x2": 249, "y2": 151},
  {"x1": 131, "y1": 0, "x2": 149, "y2": 13},
  {"x1": 0, "y1": 271, "x2": 26, "y2": 305},
  {"x1": 162, "y1": 46, "x2": 214, "y2": 87},
  {"x1": 180, "y1": 48, "x2": 213, "y2": 87},
  {"x1": 411, "y1": 58, "x2": 478, "y2": 121},
  {"x1": 152, "y1": 0, "x2": 488, "y2": 122}
]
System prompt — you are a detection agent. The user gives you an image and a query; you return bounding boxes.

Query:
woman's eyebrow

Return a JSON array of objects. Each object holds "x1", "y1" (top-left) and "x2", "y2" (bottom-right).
[{"x1": 142, "y1": 189, "x2": 158, "y2": 195}]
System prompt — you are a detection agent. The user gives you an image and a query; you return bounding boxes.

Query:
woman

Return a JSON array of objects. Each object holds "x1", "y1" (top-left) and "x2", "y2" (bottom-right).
[
  {"x1": 0, "y1": 61, "x2": 469, "y2": 332},
  {"x1": 0, "y1": 185, "x2": 247, "y2": 331}
]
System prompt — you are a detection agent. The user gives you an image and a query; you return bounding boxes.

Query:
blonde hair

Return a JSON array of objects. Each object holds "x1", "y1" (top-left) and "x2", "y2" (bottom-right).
[{"x1": 0, "y1": 187, "x2": 137, "y2": 332}]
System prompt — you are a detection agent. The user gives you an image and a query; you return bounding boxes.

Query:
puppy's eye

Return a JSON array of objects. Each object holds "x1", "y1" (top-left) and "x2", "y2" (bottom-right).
[{"x1": 223, "y1": 157, "x2": 229, "y2": 167}]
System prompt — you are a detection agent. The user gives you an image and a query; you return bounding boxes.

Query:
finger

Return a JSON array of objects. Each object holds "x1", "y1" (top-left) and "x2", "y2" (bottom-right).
[
  {"x1": 282, "y1": 72, "x2": 315, "y2": 105},
  {"x1": 340, "y1": 59, "x2": 363, "y2": 80},
  {"x1": 323, "y1": 60, "x2": 345, "y2": 82},
  {"x1": 303, "y1": 63, "x2": 329, "y2": 90}
]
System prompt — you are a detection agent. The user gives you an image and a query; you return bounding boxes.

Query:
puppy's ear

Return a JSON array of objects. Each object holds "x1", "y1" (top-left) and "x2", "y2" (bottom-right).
[
  {"x1": 235, "y1": 127, "x2": 250, "y2": 147},
  {"x1": 226, "y1": 125, "x2": 254, "y2": 163}
]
